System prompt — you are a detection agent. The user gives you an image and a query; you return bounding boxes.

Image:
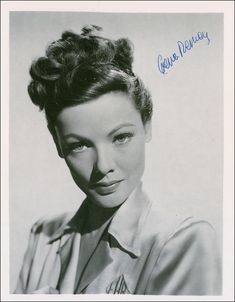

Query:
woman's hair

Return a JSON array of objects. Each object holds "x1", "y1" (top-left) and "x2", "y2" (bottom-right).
[{"x1": 28, "y1": 25, "x2": 153, "y2": 133}]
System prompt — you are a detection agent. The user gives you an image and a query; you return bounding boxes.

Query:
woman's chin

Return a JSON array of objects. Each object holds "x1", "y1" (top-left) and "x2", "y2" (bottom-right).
[{"x1": 86, "y1": 190, "x2": 127, "y2": 209}]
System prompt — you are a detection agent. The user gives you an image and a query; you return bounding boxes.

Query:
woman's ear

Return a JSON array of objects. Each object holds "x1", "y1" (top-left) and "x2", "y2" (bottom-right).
[
  {"x1": 144, "y1": 120, "x2": 152, "y2": 143},
  {"x1": 47, "y1": 124, "x2": 64, "y2": 158}
]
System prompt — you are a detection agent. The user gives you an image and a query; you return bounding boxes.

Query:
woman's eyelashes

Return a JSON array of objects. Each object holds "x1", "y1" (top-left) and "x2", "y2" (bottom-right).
[
  {"x1": 66, "y1": 141, "x2": 89, "y2": 153},
  {"x1": 65, "y1": 132, "x2": 135, "y2": 154},
  {"x1": 113, "y1": 132, "x2": 134, "y2": 145}
]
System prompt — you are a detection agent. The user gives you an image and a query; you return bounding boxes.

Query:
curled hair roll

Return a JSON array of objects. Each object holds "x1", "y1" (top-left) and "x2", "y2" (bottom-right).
[{"x1": 28, "y1": 25, "x2": 153, "y2": 127}]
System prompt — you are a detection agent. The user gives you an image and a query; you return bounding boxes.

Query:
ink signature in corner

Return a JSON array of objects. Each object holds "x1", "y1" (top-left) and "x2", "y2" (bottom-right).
[{"x1": 157, "y1": 31, "x2": 210, "y2": 75}]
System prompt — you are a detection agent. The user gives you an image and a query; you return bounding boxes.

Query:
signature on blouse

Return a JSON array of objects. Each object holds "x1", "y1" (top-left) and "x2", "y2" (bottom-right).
[{"x1": 157, "y1": 31, "x2": 210, "y2": 75}]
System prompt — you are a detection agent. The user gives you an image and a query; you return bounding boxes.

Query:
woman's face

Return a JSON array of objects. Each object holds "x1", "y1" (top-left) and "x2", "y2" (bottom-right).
[{"x1": 54, "y1": 91, "x2": 151, "y2": 208}]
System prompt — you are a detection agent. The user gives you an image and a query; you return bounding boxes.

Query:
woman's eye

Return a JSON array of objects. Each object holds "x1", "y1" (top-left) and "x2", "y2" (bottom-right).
[
  {"x1": 69, "y1": 143, "x2": 88, "y2": 153},
  {"x1": 114, "y1": 133, "x2": 134, "y2": 145}
]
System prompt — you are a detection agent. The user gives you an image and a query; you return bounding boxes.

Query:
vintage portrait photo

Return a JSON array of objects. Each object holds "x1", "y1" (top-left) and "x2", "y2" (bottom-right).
[{"x1": 1, "y1": 1, "x2": 234, "y2": 301}]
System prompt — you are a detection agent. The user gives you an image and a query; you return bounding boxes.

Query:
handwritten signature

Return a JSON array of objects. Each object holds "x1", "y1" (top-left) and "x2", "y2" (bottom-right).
[{"x1": 157, "y1": 31, "x2": 210, "y2": 75}]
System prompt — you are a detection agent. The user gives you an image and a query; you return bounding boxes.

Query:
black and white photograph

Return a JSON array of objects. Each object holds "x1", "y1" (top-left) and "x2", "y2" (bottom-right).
[{"x1": 1, "y1": 1, "x2": 234, "y2": 300}]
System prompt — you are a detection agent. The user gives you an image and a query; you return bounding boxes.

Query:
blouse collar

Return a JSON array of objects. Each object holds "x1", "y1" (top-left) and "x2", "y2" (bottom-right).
[{"x1": 48, "y1": 182, "x2": 152, "y2": 258}]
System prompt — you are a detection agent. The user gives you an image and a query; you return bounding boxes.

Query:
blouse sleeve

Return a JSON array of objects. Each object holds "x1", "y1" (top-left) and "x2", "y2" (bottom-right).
[
  {"x1": 145, "y1": 219, "x2": 222, "y2": 295},
  {"x1": 14, "y1": 221, "x2": 41, "y2": 294}
]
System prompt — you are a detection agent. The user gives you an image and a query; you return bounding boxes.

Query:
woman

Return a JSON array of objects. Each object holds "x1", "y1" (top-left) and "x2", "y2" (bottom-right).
[{"x1": 15, "y1": 25, "x2": 221, "y2": 295}]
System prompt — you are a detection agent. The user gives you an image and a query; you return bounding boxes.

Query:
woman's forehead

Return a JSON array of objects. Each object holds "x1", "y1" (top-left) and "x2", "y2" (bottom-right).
[{"x1": 55, "y1": 91, "x2": 142, "y2": 136}]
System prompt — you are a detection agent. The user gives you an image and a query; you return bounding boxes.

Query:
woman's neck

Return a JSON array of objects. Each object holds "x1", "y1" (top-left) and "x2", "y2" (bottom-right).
[{"x1": 83, "y1": 200, "x2": 120, "y2": 233}]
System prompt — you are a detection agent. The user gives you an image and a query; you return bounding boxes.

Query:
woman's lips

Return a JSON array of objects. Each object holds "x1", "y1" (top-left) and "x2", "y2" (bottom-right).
[{"x1": 90, "y1": 180, "x2": 123, "y2": 195}]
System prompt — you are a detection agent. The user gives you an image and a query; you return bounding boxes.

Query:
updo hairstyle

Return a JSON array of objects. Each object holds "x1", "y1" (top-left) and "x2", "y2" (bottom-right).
[{"x1": 28, "y1": 25, "x2": 153, "y2": 134}]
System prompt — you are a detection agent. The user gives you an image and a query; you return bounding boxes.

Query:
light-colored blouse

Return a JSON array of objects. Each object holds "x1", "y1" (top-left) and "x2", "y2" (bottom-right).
[{"x1": 15, "y1": 184, "x2": 221, "y2": 295}]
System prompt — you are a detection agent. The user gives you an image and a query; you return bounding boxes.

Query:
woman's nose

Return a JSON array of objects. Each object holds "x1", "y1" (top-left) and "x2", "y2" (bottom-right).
[{"x1": 93, "y1": 146, "x2": 114, "y2": 175}]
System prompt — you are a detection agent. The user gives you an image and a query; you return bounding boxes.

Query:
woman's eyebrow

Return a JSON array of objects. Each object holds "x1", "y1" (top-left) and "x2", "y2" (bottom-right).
[
  {"x1": 108, "y1": 123, "x2": 136, "y2": 136},
  {"x1": 62, "y1": 134, "x2": 89, "y2": 142},
  {"x1": 60, "y1": 123, "x2": 136, "y2": 141}
]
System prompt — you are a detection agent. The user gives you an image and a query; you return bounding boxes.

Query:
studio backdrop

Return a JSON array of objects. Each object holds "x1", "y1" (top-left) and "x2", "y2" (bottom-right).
[{"x1": 9, "y1": 12, "x2": 223, "y2": 293}]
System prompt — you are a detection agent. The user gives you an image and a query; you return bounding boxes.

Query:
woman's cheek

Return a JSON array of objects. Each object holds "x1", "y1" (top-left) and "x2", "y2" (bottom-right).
[
  {"x1": 119, "y1": 141, "x2": 145, "y2": 173},
  {"x1": 65, "y1": 155, "x2": 93, "y2": 182}
]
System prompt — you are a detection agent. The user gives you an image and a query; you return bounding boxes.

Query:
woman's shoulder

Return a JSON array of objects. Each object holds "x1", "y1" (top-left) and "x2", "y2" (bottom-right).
[
  {"x1": 143, "y1": 202, "x2": 221, "y2": 295},
  {"x1": 144, "y1": 201, "x2": 216, "y2": 247},
  {"x1": 30, "y1": 211, "x2": 75, "y2": 237}
]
